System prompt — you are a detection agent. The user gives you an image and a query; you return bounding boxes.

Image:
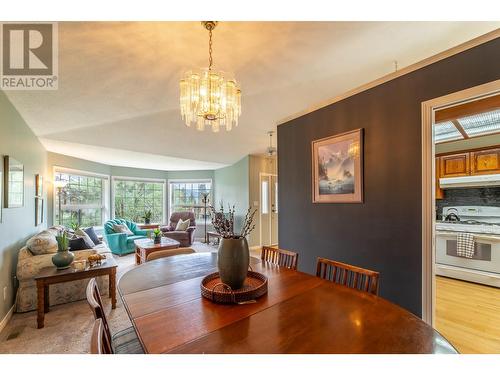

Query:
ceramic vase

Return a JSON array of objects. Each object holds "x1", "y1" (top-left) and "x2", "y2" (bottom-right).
[
  {"x1": 217, "y1": 237, "x2": 249, "y2": 290},
  {"x1": 52, "y1": 249, "x2": 75, "y2": 270}
]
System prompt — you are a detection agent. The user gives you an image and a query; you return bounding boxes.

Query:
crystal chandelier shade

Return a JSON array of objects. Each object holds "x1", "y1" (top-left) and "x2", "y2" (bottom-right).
[{"x1": 180, "y1": 22, "x2": 242, "y2": 132}]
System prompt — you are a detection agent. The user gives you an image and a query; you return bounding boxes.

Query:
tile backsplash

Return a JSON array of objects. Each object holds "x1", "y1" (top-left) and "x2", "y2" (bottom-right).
[{"x1": 436, "y1": 187, "x2": 500, "y2": 218}]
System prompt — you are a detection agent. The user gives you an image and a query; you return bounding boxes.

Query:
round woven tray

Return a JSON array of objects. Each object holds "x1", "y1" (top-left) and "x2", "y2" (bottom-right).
[{"x1": 201, "y1": 271, "x2": 268, "y2": 304}]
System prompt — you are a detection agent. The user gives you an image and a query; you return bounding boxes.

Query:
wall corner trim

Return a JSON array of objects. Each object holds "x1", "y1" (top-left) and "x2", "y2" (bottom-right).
[
  {"x1": 0, "y1": 304, "x2": 15, "y2": 335},
  {"x1": 277, "y1": 29, "x2": 500, "y2": 126}
]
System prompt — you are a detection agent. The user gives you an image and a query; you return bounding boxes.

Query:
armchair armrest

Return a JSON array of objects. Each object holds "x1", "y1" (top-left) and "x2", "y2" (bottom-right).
[
  {"x1": 104, "y1": 232, "x2": 127, "y2": 253},
  {"x1": 134, "y1": 229, "x2": 149, "y2": 236}
]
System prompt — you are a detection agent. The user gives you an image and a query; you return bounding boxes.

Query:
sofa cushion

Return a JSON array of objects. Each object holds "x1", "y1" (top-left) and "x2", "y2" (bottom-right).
[
  {"x1": 113, "y1": 224, "x2": 134, "y2": 235},
  {"x1": 75, "y1": 229, "x2": 96, "y2": 248},
  {"x1": 175, "y1": 218, "x2": 191, "y2": 231},
  {"x1": 69, "y1": 237, "x2": 92, "y2": 251},
  {"x1": 84, "y1": 226, "x2": 101, "y2": 245},
  {"x1": 26, "y1": 230, "x2": 58, "y2": 255}
]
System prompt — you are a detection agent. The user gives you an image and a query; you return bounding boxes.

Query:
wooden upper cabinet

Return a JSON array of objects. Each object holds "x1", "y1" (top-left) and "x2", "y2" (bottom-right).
[
  {"x1": 439, "y1": 153, "x2": 470, "y2": 178},
  {"x1": 471, "y1": 148, "x2": 500, "y2": 175},
  {"x1": 435, "y1": 158, "x2": 444, "y2": 199}
]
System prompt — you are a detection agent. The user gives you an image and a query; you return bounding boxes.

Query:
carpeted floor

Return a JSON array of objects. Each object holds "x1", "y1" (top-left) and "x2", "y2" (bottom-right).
[{"x1": 0, "y1": 241, "x2": 226, "y2": 354}]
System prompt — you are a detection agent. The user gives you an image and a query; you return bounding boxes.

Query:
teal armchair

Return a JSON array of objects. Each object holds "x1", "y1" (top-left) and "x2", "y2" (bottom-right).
[{"x1": 103, "y1": 218, "x2": 149, "y2": 255}]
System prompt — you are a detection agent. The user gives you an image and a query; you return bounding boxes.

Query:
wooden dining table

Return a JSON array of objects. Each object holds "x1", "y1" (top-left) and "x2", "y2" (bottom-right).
[{"x1": 118, "y1": 252, "x2": 457, "y2": 354}]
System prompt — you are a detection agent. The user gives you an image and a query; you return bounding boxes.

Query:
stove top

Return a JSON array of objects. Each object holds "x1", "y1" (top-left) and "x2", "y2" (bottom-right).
[{"x1": 438, "y1": 206, "x2": 500, "y2": 235}]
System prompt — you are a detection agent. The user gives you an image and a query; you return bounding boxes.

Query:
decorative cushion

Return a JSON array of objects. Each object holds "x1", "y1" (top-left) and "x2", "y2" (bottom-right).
[
  {"x1": 75, "y1": 229, "x2": 96, "y2": 248},
  {"x1": 84, "y1": 226, "x2": 101, "y2": 245},
  {"x1": 69, "y1": 237, "x2": 92, "y2": 251},
  {"x1": 175, "y1": 218, "x2": 191, "y2": 231},
  {"x1": 113, "y1": 224, "x2": 133, "y2": 235},
  {"x1": 26, "y1": 230, "x2": 58, "y2": 255}
]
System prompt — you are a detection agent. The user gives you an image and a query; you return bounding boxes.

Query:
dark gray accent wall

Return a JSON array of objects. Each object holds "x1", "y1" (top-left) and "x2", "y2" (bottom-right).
[{"x1": 278, "y1": 38, "x2": 500, "y2": 316}]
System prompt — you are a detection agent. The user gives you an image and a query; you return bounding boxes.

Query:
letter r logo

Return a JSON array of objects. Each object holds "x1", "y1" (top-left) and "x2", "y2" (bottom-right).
[{"x1": 2, "y1": 23, "x2": 53, "y2": 75}]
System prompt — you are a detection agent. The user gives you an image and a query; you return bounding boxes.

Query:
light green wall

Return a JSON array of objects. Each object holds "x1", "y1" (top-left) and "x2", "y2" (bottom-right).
[
  {"x1": 436, "y1": 133, "x2": 500, "y2": 154},
  {"x1": 0, "y1": 92, "x2": 47, "y2": 322},
  {"x1": 214, "y1": 156, "x2": 250, "y2": 239}
]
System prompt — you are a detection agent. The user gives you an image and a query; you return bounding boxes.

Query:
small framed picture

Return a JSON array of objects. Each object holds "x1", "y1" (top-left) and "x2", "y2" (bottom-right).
[
  {"x1": 312, "y1": 128, "x2": 364, "y2": 203},
  {"x1": 35, "y1": 197, "x2": 44, "y2": 226},
  {"x1": 35, "y1": 174, "x2": 43, "y2": 197}
]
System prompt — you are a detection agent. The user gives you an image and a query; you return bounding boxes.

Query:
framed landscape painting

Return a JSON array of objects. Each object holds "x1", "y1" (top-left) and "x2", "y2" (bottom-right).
[{"x1": 312, "y1": 128, "x2": 363, "y2": 203}]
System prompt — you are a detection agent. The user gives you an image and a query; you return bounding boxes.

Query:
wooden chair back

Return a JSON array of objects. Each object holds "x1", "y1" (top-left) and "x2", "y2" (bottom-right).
[
  {"x1": 316, "y1": 257, "x2": 380, "y2": 295},
  {"x1": 86, "y1": 278, "x2": 113, "y2": 352},
  {"x1": 261, "y1": 246, "x2": 299, "y2": 270},
  {"x1": 90, "y1": 318, "x2": 112, "y2": 354}
]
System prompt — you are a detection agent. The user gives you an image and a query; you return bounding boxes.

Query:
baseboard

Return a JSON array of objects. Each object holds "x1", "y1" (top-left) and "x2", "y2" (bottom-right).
[{"x1": 0, "y1": 304, "x2": 15, "y2": 335}]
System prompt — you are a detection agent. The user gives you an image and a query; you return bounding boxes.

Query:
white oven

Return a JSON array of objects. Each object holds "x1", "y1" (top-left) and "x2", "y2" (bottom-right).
[{"x1": 435, "y1": 206, "x2": 500, "y2": 288}]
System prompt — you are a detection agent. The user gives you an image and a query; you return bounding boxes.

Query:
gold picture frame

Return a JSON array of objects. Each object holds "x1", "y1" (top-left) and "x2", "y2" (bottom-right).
[{"x1": 312, "y1": 128, "x2": 363, "y2": 203}]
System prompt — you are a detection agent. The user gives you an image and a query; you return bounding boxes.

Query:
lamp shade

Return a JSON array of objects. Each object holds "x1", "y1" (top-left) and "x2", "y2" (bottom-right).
[{"x1": 53, "y1": 180, "x2": 68, "y2": 189}]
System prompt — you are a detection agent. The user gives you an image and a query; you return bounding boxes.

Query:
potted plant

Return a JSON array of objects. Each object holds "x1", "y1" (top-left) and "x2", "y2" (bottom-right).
[
  {"x1": 210, "y1": 203, "x2": 256, "y2": 290},
  {"x1": 152, "y1": 228, "x2": 162, "y2": 244},
  {"x1": 52, "y1": 230, "x2": 75, "y2": 270},
  {"x1": 143, "y1": 210, "x2": 152, "y2": 224}
]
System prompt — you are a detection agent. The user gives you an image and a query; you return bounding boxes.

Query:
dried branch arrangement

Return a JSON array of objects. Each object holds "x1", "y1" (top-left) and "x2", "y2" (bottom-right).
[{"x1": 210, "y1": 203, "x2": 257, "y2": 239}]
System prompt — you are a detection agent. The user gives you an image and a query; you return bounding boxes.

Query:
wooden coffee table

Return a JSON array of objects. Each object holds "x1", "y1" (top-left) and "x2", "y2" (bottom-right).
[
  {"x1": 134, "y1": 237, "x2": 180, "y2": 265},
  {"x1": 34, "y1": 257, "x2": 117, "y2": 329}
]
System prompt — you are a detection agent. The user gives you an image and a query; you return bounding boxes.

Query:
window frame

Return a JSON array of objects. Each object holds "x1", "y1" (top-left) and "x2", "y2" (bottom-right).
[
  {"x1": 168, "y1": 178, "x2": 213, "y2": 222},
  {"x1": 111, "y1": 176, "x2": 167, "y2": 224},
  {"x1": 52, "y1": 166, "x2": 110, "y2": 229}
]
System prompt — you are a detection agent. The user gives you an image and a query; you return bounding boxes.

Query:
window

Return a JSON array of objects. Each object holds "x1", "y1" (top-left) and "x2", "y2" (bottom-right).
[
  {"x1": 54, "y1": 168, "x2": 109, "y2": 227},
  {"x1": 169, "y1": 180, "x2": 212, "y2": 221},
  {"x1": 261, "y1": 180, "x2": 269, "y2": 214},
  {"x1": 113, "y1": 178, "x2": 166, "y2": 223}
]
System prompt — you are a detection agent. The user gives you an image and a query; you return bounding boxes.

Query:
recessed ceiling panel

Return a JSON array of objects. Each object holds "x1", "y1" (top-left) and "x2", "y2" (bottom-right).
[
  {"x1": 458, "y1": 109, "x2": 500, "y2": 138},
  {"x1": 434, "y1": 120, "x2": 464, "y2": 143}
]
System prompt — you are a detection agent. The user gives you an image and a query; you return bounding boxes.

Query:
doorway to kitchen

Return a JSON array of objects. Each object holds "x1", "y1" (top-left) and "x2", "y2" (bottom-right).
[{"x1": 422, "y1": 79, "x2": 500, "y2": 353}]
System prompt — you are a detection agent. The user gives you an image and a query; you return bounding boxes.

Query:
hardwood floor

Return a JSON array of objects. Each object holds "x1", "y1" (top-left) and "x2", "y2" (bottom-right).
[{"x1": 435, "y1": 276, "x2": 500, "y2": 353}]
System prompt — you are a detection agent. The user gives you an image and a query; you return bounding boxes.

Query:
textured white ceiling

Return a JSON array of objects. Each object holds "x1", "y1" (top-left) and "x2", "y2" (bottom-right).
[{"x1": 5, "y1": 21, "x2": 500, "y2": 170}]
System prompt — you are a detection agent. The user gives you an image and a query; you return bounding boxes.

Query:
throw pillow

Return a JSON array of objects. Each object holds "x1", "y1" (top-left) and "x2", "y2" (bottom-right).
[
  {"x1": 26, "y1": 230, "x2": 58, "y2": 255},
  {"x1": 113, "y1": 224, "x2": 134, "y2": 235},
  {"x1": 84, "y1": 226, "x2": 101, "y2": 245},
  {"x1": 69, "y1": 237, "x2": 92, "y2": 251},
  {"x1": 75, "y1": 229, "x2": 96, "y2": 249},
  {"x1": 175, "y1": 218, "x2": 191, "y2": 231}
]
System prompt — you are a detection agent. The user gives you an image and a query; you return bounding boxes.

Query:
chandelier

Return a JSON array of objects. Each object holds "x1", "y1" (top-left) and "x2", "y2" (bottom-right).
[{"x1": 179, "y1": 21, "x2": 242, "y2": 132}]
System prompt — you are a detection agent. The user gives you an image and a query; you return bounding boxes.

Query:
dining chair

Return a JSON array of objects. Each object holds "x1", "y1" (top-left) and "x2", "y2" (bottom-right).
[
  {"x1": 316, "y1": 257, "x2": 380, "y2": 295},
  {"x1": 86, "y1": 278, "x2": 144, "y2": 354},
  {"x1": 90, "y1": 318, "x2": 112, "y2": 354},
  {"x1": 261, "y1": 246, "x2": 299, "y2": 270}
]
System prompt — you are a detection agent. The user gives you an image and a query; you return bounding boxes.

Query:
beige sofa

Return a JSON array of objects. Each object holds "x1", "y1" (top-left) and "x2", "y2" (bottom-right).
[{"x1": 16, "y1": 226, "x2": 112, "y2": 313}]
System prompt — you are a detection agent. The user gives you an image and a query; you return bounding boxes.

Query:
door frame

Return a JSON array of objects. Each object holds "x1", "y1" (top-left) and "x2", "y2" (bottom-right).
[
  {"x1": 259, "y1": 172, "x2": 278, "y2": 247},
  {"x1": 421, "y1": 79, "x2": 500, "y2": 325}
]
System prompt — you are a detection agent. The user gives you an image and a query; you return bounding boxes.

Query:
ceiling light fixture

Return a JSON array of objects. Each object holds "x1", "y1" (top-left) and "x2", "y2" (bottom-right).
[
  {"x1": 179, "y1": 21, "x2": 242, "y2": 132},
  {"x1": 266, "y1": 131, "x2": 277, "y2": 157}
]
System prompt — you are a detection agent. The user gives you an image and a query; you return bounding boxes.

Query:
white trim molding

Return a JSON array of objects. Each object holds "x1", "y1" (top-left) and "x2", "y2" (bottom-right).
[
  {"x1": 421, "y1": 79, "x2": 500, "y2": 326},
  {"x1": 279, "y1": 29, "x2": 500, "y2": 126},
  {"x1": 0, "y1": 304, "x2": 15, "y2": 335}
]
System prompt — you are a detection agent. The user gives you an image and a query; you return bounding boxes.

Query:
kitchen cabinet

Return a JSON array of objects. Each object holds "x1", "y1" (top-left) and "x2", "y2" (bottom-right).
[
  {"x1": 471, "y1": 148, "x2": 500, "y2": 175},
  {"x1": 439, "y1": 153, "x2": 470, "y2": 178},
  {"x1": 435, "y1": 158, "x2": 444, "y2": 199}
]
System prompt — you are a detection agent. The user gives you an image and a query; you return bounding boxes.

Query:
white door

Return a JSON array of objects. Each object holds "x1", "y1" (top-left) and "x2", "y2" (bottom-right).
[{"x1": 260, "y1": 174, "x2": 278, "y2": 246}]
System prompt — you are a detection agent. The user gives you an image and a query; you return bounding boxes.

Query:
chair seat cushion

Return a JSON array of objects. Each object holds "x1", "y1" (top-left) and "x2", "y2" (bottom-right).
[{"x1": 112, "y1": 326, "x2": 144, "y2": 354}]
